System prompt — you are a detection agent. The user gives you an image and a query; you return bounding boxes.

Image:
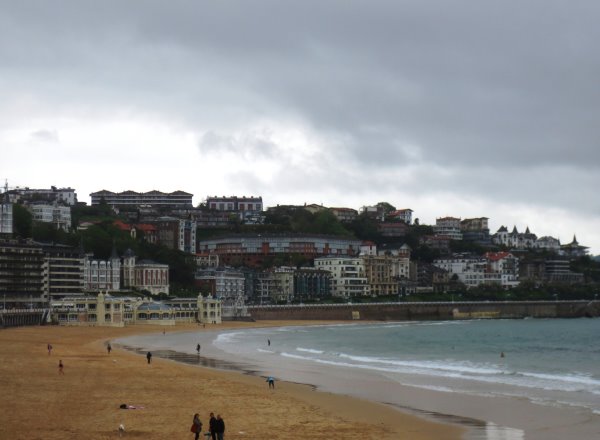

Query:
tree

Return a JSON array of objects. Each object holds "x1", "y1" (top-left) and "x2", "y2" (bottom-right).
[
  {"x1": 12, "y1": 204, "x2": 33, "y2": 238},
  {"x1": 376, "y1": 202, "x2": 396, "y2": 215}
]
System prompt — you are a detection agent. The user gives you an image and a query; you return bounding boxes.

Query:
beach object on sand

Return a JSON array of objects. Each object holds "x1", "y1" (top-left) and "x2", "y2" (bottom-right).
[
  {"x1": 119, "y1": 403, "x2": 144, "y2": 409},
  {"x1": 118, "y1": 423, "x2": 125, "y2": 436}
]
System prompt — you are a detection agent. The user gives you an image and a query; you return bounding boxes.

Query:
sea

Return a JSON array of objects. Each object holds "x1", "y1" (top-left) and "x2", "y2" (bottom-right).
[{"x1": 118, "y1": 318, "x2": 600, "y2": 439}]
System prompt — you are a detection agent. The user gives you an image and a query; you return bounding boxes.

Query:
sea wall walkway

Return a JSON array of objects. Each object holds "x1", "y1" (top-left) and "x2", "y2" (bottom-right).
[{"x1": 247, "y1": 300, "x2": 600, "y2": 321}]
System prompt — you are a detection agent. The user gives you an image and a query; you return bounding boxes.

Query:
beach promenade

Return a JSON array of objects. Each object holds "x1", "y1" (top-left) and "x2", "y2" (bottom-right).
[{"x1": 0, "y1": 322, "x2": 462, "y2": 440}]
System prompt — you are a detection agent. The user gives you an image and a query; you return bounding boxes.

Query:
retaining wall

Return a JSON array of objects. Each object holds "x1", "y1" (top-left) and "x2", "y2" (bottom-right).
[{"x1": 248, "y1": 301, "x2": 600, "y2": 321}]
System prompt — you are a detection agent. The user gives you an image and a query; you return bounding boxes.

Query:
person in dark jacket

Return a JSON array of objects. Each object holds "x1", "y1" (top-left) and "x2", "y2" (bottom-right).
[
  {"x1": 215, "y1": 414, "x2": 225, "y2": 440},
  {"x1": 192, "y1": 413, "x2": 203, "y2": 440},
  {"x1": 146, "y1": 352, "x2": 152, "y2": 364},
  {"x1": 209, "y1": 412, "x2": 217, "y2": 440}
]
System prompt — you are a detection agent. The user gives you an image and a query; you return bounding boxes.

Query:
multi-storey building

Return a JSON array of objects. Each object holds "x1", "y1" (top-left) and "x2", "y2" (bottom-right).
[
  {"x1": 150, "y1": 217, "x2": 197, "y2": 254},
  {"x1": 30, "y1": 203, "x2": 72, "y2": 231},
  {"x1": 0, "y1": 239, "x2": 47, "y2": 307},
  {"x1": 195, "y1": 267, "x2": 245, "y2": 314},
  {"x1": 122, "y1": 250, "x2": 169, "y2": 295},
  {"x1": 378, "y1": 222, "x2": 408, "y2": 238},
  {"x1": 314, "y1": 256, "x2": 370, "y2": 298},
  {"x1": 0, "y1": 199, "x2": 12, "y2": 235},
  {"x1": 386, "y1": 209, "x2": 413, "y2": 224},
  {"x1": 52, "y1": 293, "x2": 222, "y2": 326},
  {"x1": 434, "y1": 217, "x2": 463, "y2": 240},
  {"x1": 492, "y1": 226, "x2": 537, "y2": 249},
  {"x1": 206, "y1": 195, "x2": 263, "y2": 212},
  {"x1": 520, "y1": 257, "x2": 584, "y2": 284},
  {"x1": 293, "y1": 268, "x2": 332, "y2": 302},
  {"x1": 560, "y1": 236, "x2": 588, "y2": 259},
  {"x1": 83, "y1": 250, "x2": 121, "y2": 292},
  {"x1": 484, "y1": 252, "x2": 520, "y2": 289},
  {"x1": 194, "y1": 252, "x2": 220, "y2": 268},
  {"x1": 90, "y1": 190, "x2": 193, "y2": 208},
  {"x1": 330, "y1": 207, "x2": 358, "y2": 223},
  {"x1": 361, "y1": 254, "x2": 410, "y2": 296},
  {"x1": 42, "y1": 243, "x2": 85, "y2": 299},
  {"x1": 460, "y1": 217, "x2": 491, "y2": 245},
  {"x1": 197, "y1": 234, "x2": 362, "y2": 268},
  {"x1": 535, "y1": 236, "x2": 561, "y2": 253},
  {"x1": 433, "y1": 255, "x2": 487, "y2": 288},
  {"x1": 7, "y1": 186, "x2": 77, "y2": 206}
]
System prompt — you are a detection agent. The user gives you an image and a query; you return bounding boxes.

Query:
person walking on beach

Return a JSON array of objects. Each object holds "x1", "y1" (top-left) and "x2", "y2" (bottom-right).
[
  {"x1": 47, "y1": 343, "x2": 52, "y2": 355},
  {"x1": 58, "y1": 360, "x2": 64, "y2": 374},
  {"x1": 267, "y1": 339, "x2": 270, "y2": 346},
  {"x1": 146, "y1": 352, "x2": 152, "y2": 364},
  {"x1": 191, "y1": 413, "x2": 203, "y2": 440},
  {"x1": 209, "y1": 412, "x2": 217, "y2": 440},
  {"x1": 215, "y1": 414, "x2": 225, "y2": 440},
  {"x1": 266, "y1": 376, "x2": 275, "y2": 389},
  {"x1": 107, "y1": 342, "x2": 112, "y2": 354},
  {"x1": 196, "y1": 343, "x2": 201, "y2": 355}
]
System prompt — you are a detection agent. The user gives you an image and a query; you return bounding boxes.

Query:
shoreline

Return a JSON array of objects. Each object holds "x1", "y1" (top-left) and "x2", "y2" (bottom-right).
[
  {"x1": 0, "y1": 321, "x2": 463, "y2": 440},
  {"x1": 117, "y1": 321, "x2": 600, "y2": 440}
]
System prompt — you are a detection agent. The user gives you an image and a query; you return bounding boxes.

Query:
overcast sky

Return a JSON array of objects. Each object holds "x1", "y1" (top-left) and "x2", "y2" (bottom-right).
[{"x1": 1, "y1": 1, "x2": 599, "y2": 254}]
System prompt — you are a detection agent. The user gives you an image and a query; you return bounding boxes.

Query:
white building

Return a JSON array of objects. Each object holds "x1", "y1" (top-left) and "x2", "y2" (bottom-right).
[
  {"x1": 492, "y1": 226, "x2": 537, "y2": 249},
  {"x1": 484, "y1": 252, "x2": 520, "y2": 289},
  {"x1": 0, "y1": 201, "x2": 12, "y2": 234},
  {"x1": 8, "y1": 186, "x2": 77, "y2": 206},
  {"x1": 195, "y1": 267, "x2": 246, "y2": 316},
  {"x1": 433, "y1": 256, "x2": 487, "y2": 288},
  {"x1": 30, "y1": 203, "x2": 71, "y2": 231},
  {"x1": 84, "y1": 252, "x2": 121, "y2": 292},
  {"x1": 434, "y1": 217, "x2": 463, "y2": 240},
  {"x1": 314, "y1": 256, "x2": 370, "y2": 298},
  {"x1": 535, "y1": 236, "x2": 561, "y2": 252}
]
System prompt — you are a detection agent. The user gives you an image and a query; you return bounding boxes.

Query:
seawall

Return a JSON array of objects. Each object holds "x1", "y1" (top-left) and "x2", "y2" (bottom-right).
[{"x1": 248, "y1": 300, "x2": 600, "y2": 321}]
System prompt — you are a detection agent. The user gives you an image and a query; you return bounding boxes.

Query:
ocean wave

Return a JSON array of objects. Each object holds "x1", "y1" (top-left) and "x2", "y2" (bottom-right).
[{"x1": 296, "y1": 347, "x2": 324, "y2": 354}]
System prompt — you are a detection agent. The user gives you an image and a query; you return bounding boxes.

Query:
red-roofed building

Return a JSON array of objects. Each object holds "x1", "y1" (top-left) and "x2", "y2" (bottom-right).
[{"x1": 484, "y1": 252, "x2": 520, "y2": 288}]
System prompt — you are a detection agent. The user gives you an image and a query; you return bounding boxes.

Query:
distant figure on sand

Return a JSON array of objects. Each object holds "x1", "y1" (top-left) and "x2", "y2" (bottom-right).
[
  {"x1": 58, "y1": 360, "x2": 64, "y2": 374},
  {"x1": 47, "y1": 343, "x2": 52, "y2": 355},
  {"x1": 216, "y1": 414, "x2": 225, "y2": 440},
  {"x1": 191, "y1": 413, "x2": 203, "y2": 440},
  {"x1": 107, "y1": 342, "x2": 112, "y2": 354},
  {"x1": 196, "y1": 343, "x2": 201, "y2": 354},
  {"x1": 209, "y1": 412, "x2": 217, "y2": 440},
  {"x1": 146, "y1": 352, "x2": 152, "y2": 364},
  {"x1": 266, "y1": 376, "x2": 275, "y2": 389}
]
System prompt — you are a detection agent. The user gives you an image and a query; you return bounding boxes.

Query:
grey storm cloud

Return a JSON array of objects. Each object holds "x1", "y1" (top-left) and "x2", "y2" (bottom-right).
[
  {"x1": 2, "y1": 0, "x2": 600, "y2": 249},
  {"x1": 3, "y1": 1, "x2": 600, "y2": 171}
]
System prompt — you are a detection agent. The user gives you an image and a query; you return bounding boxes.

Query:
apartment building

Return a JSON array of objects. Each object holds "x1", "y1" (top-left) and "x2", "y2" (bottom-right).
[
  {"x1": 0, "y1": 239, "x2": 47, "y2": 307},
  {"x1": 362, "y1": 254, "x2": 410, "y2": 296},
  {"x1": 90, "y1": 190, "x2": 193, "y2": 208},
  {"x1": 30, "y1": 203, "x2": 72, "y2": 231},
  {"x1": 314, "y1": 256, "x2": 370, "y2": 298},
  {"x1": 434, "y1": 217, "x2": 463, "y2": 240},
  {"x1": 197, "y1": 234, "x2": 362, "y2": 268},
  {"x1": 7, "y1": 186, "x2": 77, "y2": 206}
]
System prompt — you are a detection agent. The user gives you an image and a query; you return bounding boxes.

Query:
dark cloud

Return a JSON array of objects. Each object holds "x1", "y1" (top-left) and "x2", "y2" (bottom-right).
[{"x1": 2, "y1": 0, "x2": 600, "y2": 250}]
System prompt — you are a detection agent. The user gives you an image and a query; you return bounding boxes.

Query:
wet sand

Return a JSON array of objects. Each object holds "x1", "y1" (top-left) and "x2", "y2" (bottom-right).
[
  {"x1": 120, "y1": 322, "x2": 600, "y2": 440},
  {"x1": 0, "y1": 321, "x2": 463, "y2": 440}
]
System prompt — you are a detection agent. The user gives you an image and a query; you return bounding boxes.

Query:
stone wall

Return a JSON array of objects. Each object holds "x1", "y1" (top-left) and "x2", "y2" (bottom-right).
[{"x1": 248, "y1": 301, "x2": 600, "y2": 321}]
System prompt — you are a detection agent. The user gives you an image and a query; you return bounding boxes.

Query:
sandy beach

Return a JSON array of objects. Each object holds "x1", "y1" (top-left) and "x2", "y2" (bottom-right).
[{"x1": 0, "y1": 322, "x2": 463, "y2": 440}]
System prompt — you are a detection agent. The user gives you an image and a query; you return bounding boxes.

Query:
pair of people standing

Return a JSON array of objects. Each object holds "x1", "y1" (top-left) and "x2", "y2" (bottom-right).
[{"x1": 209, "y1": 412, "x2": 225, "y2": 440}]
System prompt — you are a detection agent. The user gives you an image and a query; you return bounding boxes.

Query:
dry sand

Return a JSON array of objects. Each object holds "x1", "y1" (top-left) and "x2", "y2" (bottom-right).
[{"x1": 0, "y1": 321, "x2": 464, "y2": 440}]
